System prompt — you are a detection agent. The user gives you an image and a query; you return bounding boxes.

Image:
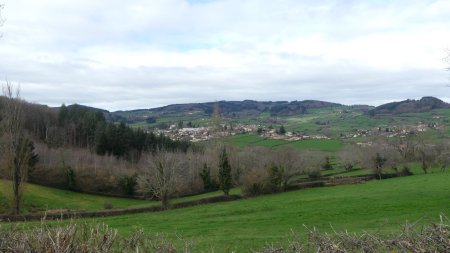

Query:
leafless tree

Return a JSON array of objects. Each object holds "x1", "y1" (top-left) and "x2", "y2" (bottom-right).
[
  {"x1": 272, "y1": 146, "x2": 305, "y2": 190},
  {"x1": 136, "y1": 151, "x2": 184, "y2": 208},
  {"x1": 359, "y1": 141, "x2": 401, "y2": 178},
  {"x1": 437, "y1": 141, "x2": 450, "y2": 171},
  {"x1": 299, "y1": 150, "x2": 327, "y2": 179},
  {"x1": 388, "y1": 134, "x2": 416, "y2": 163},
  {"x1": 336, "y1": 145, "x2": 360, "y2": 171},
  {"x1": 0, "y1": 83, "x2": 33, "y2": 214}
]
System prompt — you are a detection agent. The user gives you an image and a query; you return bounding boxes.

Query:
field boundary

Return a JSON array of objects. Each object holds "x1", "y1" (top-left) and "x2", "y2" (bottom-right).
[
  {"x1": 0, "y1": 173, "x2": 411, "y2": 222},
  {"x1": 0, "y1": 195, "x2": 241, "y2": 222}
]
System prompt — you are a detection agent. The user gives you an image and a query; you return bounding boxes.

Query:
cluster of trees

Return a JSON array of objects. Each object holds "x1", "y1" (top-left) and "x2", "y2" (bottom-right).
[
  {"x1": 337, "y1": 137, "x2": 450, "y2": 177},
  {"x1": 134, "y1": 135, "x2": 450, "y2": 207},
  {"x1": 1, "y1": 101, "x2": 191, "y2": 162},
  {"x1": 134, "y1": 145, "x2": 330, "y2": 206},
  {"x1": 135, "y1": 145, "x2": 234, "y2": 208},
  {"x1": 0, "y1": 84, "x2": 39, "y2": 214},
  {"x1": 57, "y1": 104, "x2": 191, "y2": 161},
  {"x1": 0, "y1": 86, "x2": 191, "y2": 214}
]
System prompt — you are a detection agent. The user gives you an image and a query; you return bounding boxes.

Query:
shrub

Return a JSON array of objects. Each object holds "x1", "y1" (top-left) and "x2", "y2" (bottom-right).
[
  {"x1": 103, "y1": 201, "x2": 113, "y2": 210},
  {"x1": 64, "y1": 165, "x2": 76, "y2": 190},
  {"x1": 322, "y1": 156, "x2": 333, "y2": 170},
  {"x1": 0, "y1": 222, "x2": 194, "y2": 252},
  {"x1": 242, "y1": 181, "x2": 266, "y2": 197},
  {"x1": 256, "y1": 216, "x2": 450, "y2": 252},
  {"x1": 398, "y1": 165, "x2": 413, "y2": 176},
  {"x1": 0, "y1": 217, "x2": 448, "y2": 252},
  {"x1": 307, "y1": 169, "x2": 322, "y2": 180},
  {"x1": 267, "y1": 164, "x2": 283, "y2": 192},
  {"x1": 118, "y1": 174, "x2": 138, "y2": 196},
  {"x1": 241, "y1": 168, "x2": 270, "y2": 197}
]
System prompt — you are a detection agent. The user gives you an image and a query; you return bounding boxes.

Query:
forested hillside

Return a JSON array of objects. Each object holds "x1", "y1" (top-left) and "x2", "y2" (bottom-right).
[
  {"x1": 0, "y1": 99, "x2": 191, "y2": 161},
  {"x1": 368, "y1": 97, "x2": 450, "y2": 115},
  {"x1": 0, "y1": 98, "x2": 192, "y2": 197}
]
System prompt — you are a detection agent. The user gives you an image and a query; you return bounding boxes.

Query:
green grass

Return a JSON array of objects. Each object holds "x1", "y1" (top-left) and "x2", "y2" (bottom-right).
[
  {"x1": 0, "y1": 181, "x2": 240, "y2": 214},
  {"x1": 172, "y1": 188, "x2": 241, "y2": 204},
  {"x1": 0, "y1": 180, "x2": 152, "y2": 213},
  {"x1": 289, "y1": 139, "x2": 343, "y2": 152},
  {"x1": 227, "y1": 134, "x2": 344, "y2": 152},
  {"x1": 63, "y1": 171, "x2": 450, "y2": 252}
]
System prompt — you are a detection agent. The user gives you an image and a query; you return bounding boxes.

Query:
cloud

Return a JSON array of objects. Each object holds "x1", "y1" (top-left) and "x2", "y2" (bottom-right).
[{"x1": 0, "y1": 0, "x2": 449, "y2": 111}]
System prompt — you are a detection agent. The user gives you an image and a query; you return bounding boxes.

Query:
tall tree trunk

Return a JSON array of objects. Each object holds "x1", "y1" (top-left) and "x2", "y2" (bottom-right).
[{"x1": 13, "y1": 166, "x2": 21, "y2": 215}]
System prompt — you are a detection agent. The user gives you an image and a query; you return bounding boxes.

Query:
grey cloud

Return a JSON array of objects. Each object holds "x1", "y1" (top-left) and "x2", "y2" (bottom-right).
[{"x1": 1, "y1": 0, "x2": 450, "y2": 111}]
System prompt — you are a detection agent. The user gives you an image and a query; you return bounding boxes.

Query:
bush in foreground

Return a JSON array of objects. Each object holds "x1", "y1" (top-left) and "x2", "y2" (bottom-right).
[
  {"x1": 257, "y1": 215, "x2": 450, "y2": 253},
  {"x1": 0, "y1": 216, "x2": 448, "y2": 252},
  {"x1": 0, "y1": 222, "x2": 191, "y2": 253}
]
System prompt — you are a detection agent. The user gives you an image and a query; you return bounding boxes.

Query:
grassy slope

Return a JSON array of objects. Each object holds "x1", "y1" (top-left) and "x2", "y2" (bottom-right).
[
  {"x1": 0, "y1": 180, "x2": 153, "y2": 213},
  {"x1": 0, "y1": 181, "x2": 242, "y2": 214},
  {"x1": 227, "y1": 133, "x2": 343, "y2": 152},
  {"x1": 78, "y1": 171, "x2": 450, "y2": 252}
]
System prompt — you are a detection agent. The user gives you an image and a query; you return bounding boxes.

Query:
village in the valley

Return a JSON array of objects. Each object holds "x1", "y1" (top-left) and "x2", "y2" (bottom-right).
[{"x1": 154, "y1": 120, "x2": 441, "y2": 143}]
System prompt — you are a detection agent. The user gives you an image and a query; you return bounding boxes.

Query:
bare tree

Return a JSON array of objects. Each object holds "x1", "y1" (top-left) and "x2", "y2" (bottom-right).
[
  {"x1": 211, "y1": 102, "x2": 222, "y2": 134},
  {"x1": 272, "y1": 146, "x2": 304, "y2": 190},
  {"x1": 0, "y1": 83, "x2": 33, "y2": 214},
  {"x1": 437, "y1": 141, "x2": 450, "y2": 171},
  {"x1": 337, "y1": 145, "x2": 360, "y2": 171},
  {"x1": 136, "y1": 151, "x2": 184, "y2": 208},
  {"x1": 388, "y1": 134, "x2": 416, "y2": 163},
  {"x1": 359, "y1": 141, "x2": 400, "y2": 179}
]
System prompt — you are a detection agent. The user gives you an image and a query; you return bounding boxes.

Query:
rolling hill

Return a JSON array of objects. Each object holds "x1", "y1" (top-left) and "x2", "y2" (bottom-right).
[
  {"x1": 108, "y1": 97, "x2": 449, "y2": 125},
  {"x1": 368, "y1": 96, "x2": 450, "y2": 115}
]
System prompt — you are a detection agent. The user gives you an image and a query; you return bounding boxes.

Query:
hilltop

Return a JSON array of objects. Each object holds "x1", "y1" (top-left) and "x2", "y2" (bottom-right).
[
  {"x1": 368, "y1": 96, "x2": 450, "y2": 115},
  {"x1": 111, "y1": 99, "x2": 343, "y2": 122},
  {"x1": 110, "y1": 97, "x2": 450, "y2": 123},
  {"x1": 52, "y1": 97, "x2": 450, "y2": 125}
]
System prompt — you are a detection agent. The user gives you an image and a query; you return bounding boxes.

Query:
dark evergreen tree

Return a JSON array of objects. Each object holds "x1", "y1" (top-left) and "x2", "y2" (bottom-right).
[
  {"x1": 279, "y1": 125, "x2": 286, "y2": 135},
  {"x1": 322, "y1": 156, "x2": 333, "y2": 170},
  {"x1": 199, "y1": 163, "x2": 218, "y2": 191},
  {"x1": 218, "y1": 147, "x2": 232, "y2": 195},
  {"x1": 268, "y1": 164, "x2": 283, "y2": 192}
]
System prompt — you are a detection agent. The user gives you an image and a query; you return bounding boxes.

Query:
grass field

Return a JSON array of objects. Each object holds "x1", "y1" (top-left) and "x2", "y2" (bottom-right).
[
  {"x1": 0, "y1": 181, "x2": 241, "y2": 214},
  {"x1": 0, "y1": 180, "x2": 153, "y2": 213},
  {"x1": 54, "y1": 170, "x2": 450, "y2": 252},
  {"x1": 227, "y1": 133, "x2": 344, "y2": 152}
]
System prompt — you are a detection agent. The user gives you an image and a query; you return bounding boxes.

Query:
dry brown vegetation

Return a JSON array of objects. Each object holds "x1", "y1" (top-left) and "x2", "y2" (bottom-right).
[
  {"x1": 12, "y1": 137, "x2": 450, "y2": 204},
  {"x1": 0, "y1": 216, "x2": 448, "y2": 252},
  {"x1": 257, "y1": 216, "x2": 450, "y2": 253}
]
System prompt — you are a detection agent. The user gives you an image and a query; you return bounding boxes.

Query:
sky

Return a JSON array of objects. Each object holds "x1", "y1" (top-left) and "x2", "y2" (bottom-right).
[{"x1": 0, "y1": 0, "x2": 449, "y2": 111}]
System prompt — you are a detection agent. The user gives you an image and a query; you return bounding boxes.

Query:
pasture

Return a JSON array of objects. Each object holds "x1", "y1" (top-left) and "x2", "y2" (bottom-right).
[{"x1": 46, "y1": 170, "x2": 450, "y2": 252}]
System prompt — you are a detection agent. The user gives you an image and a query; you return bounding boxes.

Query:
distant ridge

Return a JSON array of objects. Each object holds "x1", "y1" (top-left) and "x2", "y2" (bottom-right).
[
  {"x1": 59, "y1": 97, "x2": 449, "y2": 121},
  {"x1": 368, "y1": 97, "x2": 450, "y2": 115},
  {"x1": 137, "y1": 100, "x2": 342, "y2": 117}
]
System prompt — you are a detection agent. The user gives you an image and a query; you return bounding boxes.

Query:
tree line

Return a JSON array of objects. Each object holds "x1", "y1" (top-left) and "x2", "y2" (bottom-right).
[
  {"x1": 58, "y1": 104, "x2": 191, "y2": 161},
  {"x1": 0, "y1": 85, "x2": 191, "y2": 214},
  {"x1": 1, "y1": 84, "x2": 450, "y2": 214},
  {"x1": 10, "y1": 101, "x2": 192, "y2": 161}
]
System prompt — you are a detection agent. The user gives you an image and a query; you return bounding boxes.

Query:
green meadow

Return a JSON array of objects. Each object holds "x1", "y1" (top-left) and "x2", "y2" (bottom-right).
[
  {"x1": 10, "y1": 170, "x2": 448, "y2": 252},
  {"x1": 226, "y1": 133, "x2": 343, "y2": 152}
]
